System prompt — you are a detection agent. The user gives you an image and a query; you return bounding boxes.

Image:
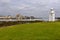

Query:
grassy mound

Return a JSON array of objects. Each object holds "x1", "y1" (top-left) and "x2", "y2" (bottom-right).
[{"x1": 0, "y1": 22, "x2": 60, "y2": 40}]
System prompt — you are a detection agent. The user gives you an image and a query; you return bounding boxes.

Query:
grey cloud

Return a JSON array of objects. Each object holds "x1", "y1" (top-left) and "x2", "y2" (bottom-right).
[{"x1": 0, "y1": 0, "x2": 60, "y2": 19}]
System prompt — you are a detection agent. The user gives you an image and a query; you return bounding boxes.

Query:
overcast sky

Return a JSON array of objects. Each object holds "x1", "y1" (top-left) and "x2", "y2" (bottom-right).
[{"x1": 0, "y1": 0, "x2": 60, "y2": 18}]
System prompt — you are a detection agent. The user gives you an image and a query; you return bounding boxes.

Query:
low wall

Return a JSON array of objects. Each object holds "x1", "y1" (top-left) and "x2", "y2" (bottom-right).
[{"x1": 0, "y1": 21, "x2": 43, "y2": 27}]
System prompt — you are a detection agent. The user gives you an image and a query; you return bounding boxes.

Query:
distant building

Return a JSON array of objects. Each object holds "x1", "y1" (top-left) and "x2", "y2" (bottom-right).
[
  {"x1": 0, "y1": 14, "x2": 43, "y2": 21},
  {"x1": 15, "y1": 14, "x2": 25, "y2": 21}
]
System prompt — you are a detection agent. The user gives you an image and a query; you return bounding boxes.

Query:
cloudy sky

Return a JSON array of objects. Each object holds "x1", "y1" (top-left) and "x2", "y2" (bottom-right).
[{"x1": 0, "y1": 0, "x2": 60, "y2": 18}]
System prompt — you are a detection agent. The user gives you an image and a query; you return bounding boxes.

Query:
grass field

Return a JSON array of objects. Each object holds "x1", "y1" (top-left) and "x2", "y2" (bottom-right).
[{"x1": 0, "y1": 22, "x2": 60, "y2": 40}]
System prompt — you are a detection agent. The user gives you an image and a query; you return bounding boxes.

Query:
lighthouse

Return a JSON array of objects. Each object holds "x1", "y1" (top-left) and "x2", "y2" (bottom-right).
[{"x1": 49, "y1": 8, "x2": 55, "y2": 21}]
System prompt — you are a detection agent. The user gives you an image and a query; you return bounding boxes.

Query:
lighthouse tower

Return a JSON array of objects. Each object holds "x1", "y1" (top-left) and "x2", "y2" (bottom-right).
[{"x1": 49, "y1": 8, "x2": 55, "y2": 21}]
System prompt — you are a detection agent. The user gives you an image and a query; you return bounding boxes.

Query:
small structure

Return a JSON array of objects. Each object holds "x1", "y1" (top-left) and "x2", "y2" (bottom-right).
[
  {"x1": 49, "y1": 8, "x2": 55, "y2": 21},
  {"x1": 16, "y1": 14, "x2": 25, "y2": 21},
  {"x1": 7, "y1": 15, "x2": 12, "y2": 21}
]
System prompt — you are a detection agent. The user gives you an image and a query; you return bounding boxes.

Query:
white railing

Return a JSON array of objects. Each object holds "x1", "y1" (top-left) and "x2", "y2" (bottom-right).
[{"x1": 0, "y1": 19, "x2": 43, "y2": 21}]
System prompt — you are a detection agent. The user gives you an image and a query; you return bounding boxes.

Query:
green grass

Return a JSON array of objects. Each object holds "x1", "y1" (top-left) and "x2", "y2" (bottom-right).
[{"x1": 0, "y1": 22, "x2": 60, "y2": 40}]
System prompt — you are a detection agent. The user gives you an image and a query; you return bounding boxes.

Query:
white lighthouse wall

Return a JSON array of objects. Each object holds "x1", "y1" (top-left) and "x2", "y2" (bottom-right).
[
  {"x1": 49, "y1": 14, "x2": 52, "y2": 21},
  {"x1": 52, "y1": 14, "x2": 55, "y2": 21}
]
